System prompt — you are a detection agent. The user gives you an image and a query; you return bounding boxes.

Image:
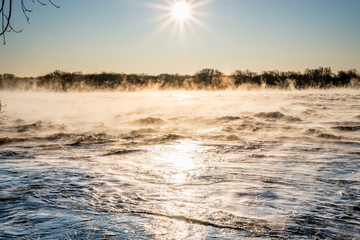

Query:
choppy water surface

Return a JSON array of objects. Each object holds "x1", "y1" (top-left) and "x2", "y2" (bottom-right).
[{"x1": 1, "y1": 90, "x2": 360, "y2": 239}]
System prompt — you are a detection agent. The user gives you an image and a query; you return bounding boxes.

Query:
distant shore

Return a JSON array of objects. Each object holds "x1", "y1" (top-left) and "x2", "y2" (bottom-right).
[{"x1": 1, "y1": 67, "x2": 359, "y2": 91}]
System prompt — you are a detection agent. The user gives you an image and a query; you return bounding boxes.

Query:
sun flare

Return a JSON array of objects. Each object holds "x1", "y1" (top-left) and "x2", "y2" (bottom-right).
[
  {"x1": 146, "y1": 0, "x2": 212, "y2": 42},
  {"x1": 172, "y1": 1, "x2": 190, "y2": 21}
]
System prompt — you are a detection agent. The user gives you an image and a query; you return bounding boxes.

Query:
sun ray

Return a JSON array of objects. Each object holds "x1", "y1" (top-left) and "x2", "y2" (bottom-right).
[
  {"x1": 185, "y1": 18, "x2": 199, "y2": 41},
  {"x1": 145, "y1": 0, "x2": 213, "y2": 43},
  {"x1": 190, "y1": 0, "x2": 214, "y2": 9},
  {"x1": 189, "y1": 15, "x2": 211, "y2": 32},
  {"x1": 148, "y1": 17, "x2": 175, "y2": 42}
]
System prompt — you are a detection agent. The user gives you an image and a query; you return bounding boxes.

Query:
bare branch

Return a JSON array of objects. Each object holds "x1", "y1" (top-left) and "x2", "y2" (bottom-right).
[
  {"x1": 2, "y1": 11, "x2": 6, "y2": 44},
  {"x1": 1, "y1": 0, "x2": 5, "y2": 13},
  {"x1": 0, "y1": 0, "x2": 11, "y2": 36},
  {"x1": 1, "y1": 0, "x2": 60, "y2": 44},
  {"x1": 48, "y1": 0, "x2": 60, "y2": 8},
  {"x1": 9, "y1": 23, "x2": 22, "y2": 33},
  {"x1": 21, "y1": 0, "x2": 33, "y2": 23},
  {"x1": 36, "y1": 0, "x2": 46, "y2": 6}
]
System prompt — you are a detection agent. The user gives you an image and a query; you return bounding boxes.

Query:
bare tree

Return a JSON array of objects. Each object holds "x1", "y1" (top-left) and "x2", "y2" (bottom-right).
[{"x1": 1, "y1": 0, "x2": 59, "y2": 44}]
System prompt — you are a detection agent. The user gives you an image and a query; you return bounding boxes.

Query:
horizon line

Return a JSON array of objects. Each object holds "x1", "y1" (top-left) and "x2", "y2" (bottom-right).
[{"x1": 2, "y1": 67, "x2": 360, "y2": 78}]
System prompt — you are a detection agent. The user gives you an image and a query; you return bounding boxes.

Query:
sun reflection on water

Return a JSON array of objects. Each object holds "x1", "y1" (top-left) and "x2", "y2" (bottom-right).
[
  {"x1": 148, "y1": 216, "x2": 206, "y2": 239},
  {"x1": 167, "y1": 141, "x2": 196, "y2": 169},
  {"x1": 145, "y1": 140, "x2": 207, "y2": 238},
  {"x1": 158, "y1": 140, "x2": 199, "y2": 184}
]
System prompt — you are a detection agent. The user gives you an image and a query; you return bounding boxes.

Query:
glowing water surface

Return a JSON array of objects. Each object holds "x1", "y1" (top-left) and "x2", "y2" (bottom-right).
[{"x1": 0, "y1": 90, "x2": 359, "y2": 239}]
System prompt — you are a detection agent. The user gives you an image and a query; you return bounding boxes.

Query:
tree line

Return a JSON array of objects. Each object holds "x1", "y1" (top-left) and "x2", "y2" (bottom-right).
[{"x1": 1, "y1": 67, "x2": 359, "y2": 91}]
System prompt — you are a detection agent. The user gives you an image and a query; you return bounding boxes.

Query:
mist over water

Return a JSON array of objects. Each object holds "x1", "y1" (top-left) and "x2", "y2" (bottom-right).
[{"x1": 1, "y1": 90, "x2": 360, "y2": 239}]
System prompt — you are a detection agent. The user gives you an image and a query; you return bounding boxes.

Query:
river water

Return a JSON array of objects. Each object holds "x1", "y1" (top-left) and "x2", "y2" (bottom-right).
[{"x1": 0, "y1": 90, "x2": 359, "y2": 239}]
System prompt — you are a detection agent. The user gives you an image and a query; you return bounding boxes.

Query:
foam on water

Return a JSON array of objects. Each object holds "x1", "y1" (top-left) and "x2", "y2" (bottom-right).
[{"x1": 0, "y1": 90, "x2": 359, "y2": 239}]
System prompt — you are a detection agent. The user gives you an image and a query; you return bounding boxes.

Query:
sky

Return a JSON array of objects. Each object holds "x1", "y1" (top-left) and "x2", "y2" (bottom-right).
[{"x1": 1, "y1": 0, "x2": 360, "y2": 77}]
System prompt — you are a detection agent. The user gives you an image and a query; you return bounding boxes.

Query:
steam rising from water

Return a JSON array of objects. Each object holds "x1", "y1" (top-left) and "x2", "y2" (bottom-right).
[{"x1": 1, "y1": 90, "x2": 360, "y2": 239}]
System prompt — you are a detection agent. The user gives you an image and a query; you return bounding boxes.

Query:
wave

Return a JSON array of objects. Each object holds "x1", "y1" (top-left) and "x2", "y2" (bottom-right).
[
  {"x1": 305, "y1": 127, "x2": 359, "y2": 140},
  {"x1": 129, "y1": 128, "x2": 156, "y2": 135},
  {"x1": 304, "y1": 128, "x2": 323, "y2": 135},
  {"x1": 284, "y1": 116, "x2": 302, "y2": 122},
  {"x1": 332, "y1": 126, "x2": 360, "y2": 132},
  {"x1": 202, "y1": 142, "x2": 264, "y2": 154},
  {"x1": 150, "y1": 134, "x2": 185, "y2": 143},
  {"x1": 130, "y1": 209, "x2": 270, "y2": 234},
  {"x1": 16, "y1": 121, "x2": 45, "y2": 132},
  {"x1": 207, "y1": 134, "x2": 241, "y2": 141},
  {"x1": 127, "y1": 113, "x2": 303, "y2": 130},
  {"x1": 1, "y1": 150, "x2": 23, "y2": 159},
  {"x1": 255, "y1": 111, "x2": 285, "y2": 119},
  {"x1": 67, "y1": 134, "x2": 114, "y2": 147},
  {"x1": 255, "y1": 111, "x2": 301, "y2": 122},
  {"x1": 12, "y1": 121, "x2": 66, "y2": 133},
  {"x1": 0, "y1": 132, "x2": 113, "y2": 147},
  {"x1": 316, "y1": 133, "x2": 342, "y2": 140},
  {"x1": 42, "y1": 132, "x2": 77, "y2": 141},
  {"x1": 102, "y1": 149, "x2": 142, "y2": 156},
  {"x1": 122, "y1": 128, "x2": 157, "y2": 140},
  {"x1": 216, "y1": 116, "x2": 241, "y2": 122},
  {"x1": 119, "y1": 132, "x2": 186, "y2": 144},
  {"x1": 0, "y1": 150, "x2": 19, "y2": 157},
  {"x1": 132, "y1": 117, "x2": 165, "y2": 126},
  {"x1": 304, "y1": 128, "x2": 349, "y2": 140},
  {"x1": 0, "y1": 137, "x2": 25, "y2": 146}
]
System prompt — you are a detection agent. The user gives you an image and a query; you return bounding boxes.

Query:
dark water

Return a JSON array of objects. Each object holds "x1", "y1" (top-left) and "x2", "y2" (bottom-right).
[{"x1": 0, "y1": 90, "x2": 360, "y2": 239}]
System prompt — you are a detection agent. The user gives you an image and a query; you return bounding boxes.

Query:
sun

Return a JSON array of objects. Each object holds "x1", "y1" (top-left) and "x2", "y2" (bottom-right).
[
  {"x1": 146, "y1": 0, "x2": 212, "y2": 42},
  {"x1": 172, "y1": 1, "x2": 190, "y2": 22}
]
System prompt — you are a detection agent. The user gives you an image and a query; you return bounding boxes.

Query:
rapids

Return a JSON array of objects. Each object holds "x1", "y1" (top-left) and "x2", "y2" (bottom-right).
[{"x1": 1, "y1": 90, "x2": 359, "y2": 239}]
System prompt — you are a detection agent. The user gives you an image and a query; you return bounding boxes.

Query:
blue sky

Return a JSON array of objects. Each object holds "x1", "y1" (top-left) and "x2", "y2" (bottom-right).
[{"x1": 1, "y1": 0, "x2": 360, "y2": 76}]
